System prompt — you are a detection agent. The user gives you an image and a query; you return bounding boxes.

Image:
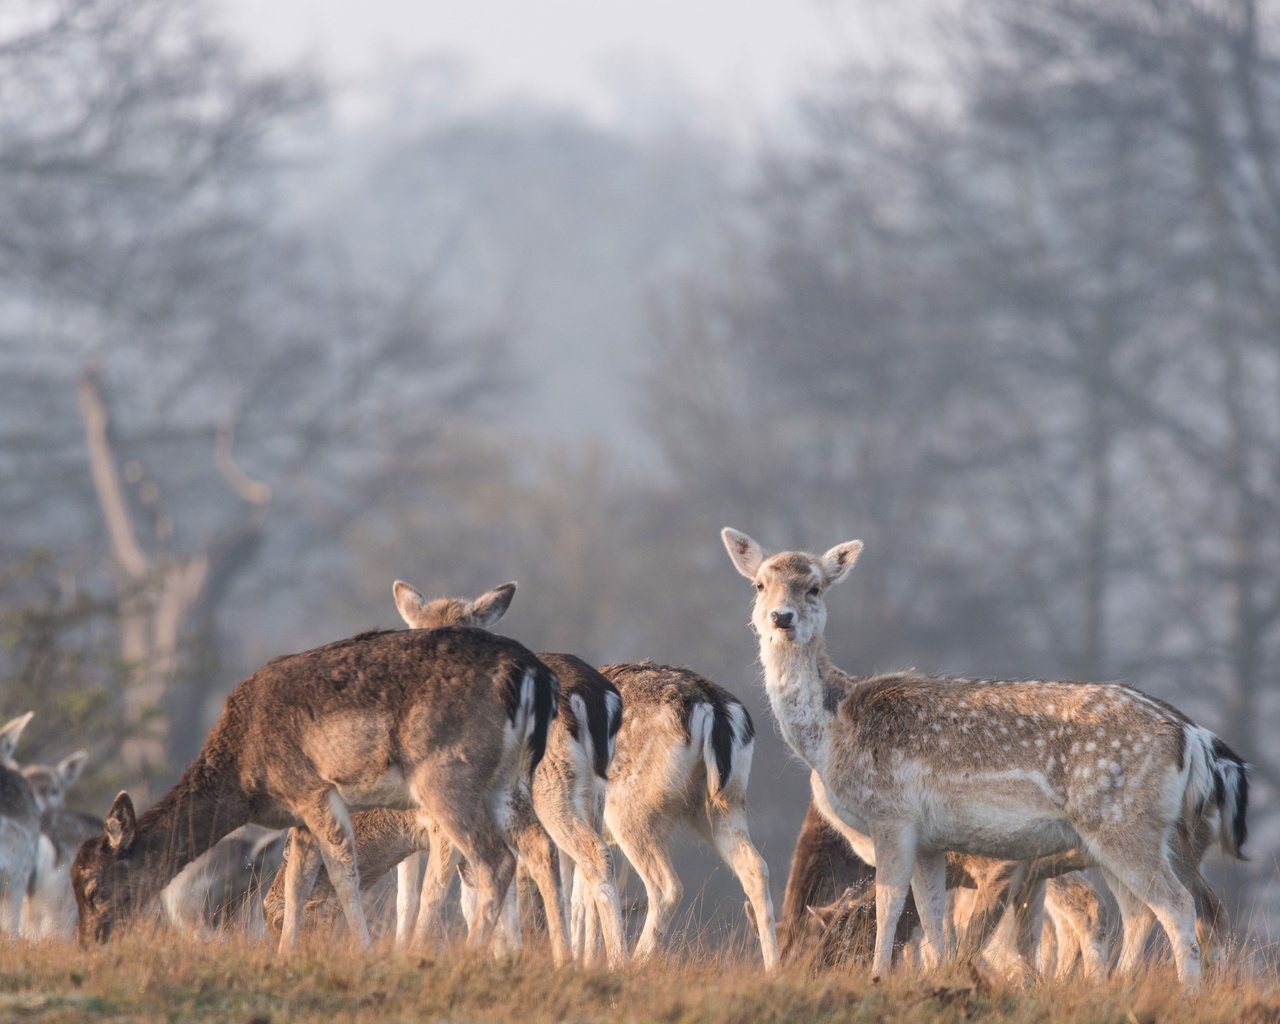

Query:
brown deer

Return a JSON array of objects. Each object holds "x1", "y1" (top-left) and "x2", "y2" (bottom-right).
[
  {"x1": 71, "y1": 626, "x2": 557, "y2": 954},
  {"x1": 278, "y1": 581, "x2": 780, "y2": 969},
  {"x1": 0, "y1": 712, "x2": 39, "y2": 935},
  {"x1": 721, "y1": 528, "x2": 1248, "y2": 986},
  {"x1": 392, "y1": 581, "x2": 620, "y2": 966},
  {"x1": 261, "y1": 581, "x2": 621, "y2": 966}
]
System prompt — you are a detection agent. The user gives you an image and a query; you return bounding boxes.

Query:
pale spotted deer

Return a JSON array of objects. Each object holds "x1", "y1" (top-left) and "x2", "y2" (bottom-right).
[
  {"x1": 263, "y1": 581, "x2": 616, "y2": 966},
  {"x1": 161, "y1": 826, "x2": 285, "y2": 936},
  {"x1": 594, "y1": 661, "x2": 779, "y2": 970},
  {"x1": 0, "y1": 712, "x2": 39, "y2": 935},
  {"x1": 721, "y1": 528, "x2": 1248, "y2": 986},
  {"x1": 72, "y1": 627, "x2": 557, "y2": 954},
  {"x1": 20, "y1": 748, "x2": 92, "y2": 938}
]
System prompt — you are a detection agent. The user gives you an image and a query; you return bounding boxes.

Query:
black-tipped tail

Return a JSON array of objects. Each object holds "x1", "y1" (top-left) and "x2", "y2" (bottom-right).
[
  {"x1": 1211, "y1": 737, "x2": 1249, "y2": 859},
  {"x1": 527, "y1": 662, "x2": 558, "y2": 778}
]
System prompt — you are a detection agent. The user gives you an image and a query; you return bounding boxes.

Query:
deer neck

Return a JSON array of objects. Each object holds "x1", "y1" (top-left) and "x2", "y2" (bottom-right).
[
  {"x1": 129, "y1": 753, "x2": 246, "y2": 900},
  {"x1": 758, "y1": 633, "x2": 843, "y2": 772}
]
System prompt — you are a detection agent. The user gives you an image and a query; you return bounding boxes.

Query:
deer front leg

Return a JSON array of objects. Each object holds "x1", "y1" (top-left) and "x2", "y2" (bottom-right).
[
  {"x1": 277, "y1": 827, "x2": 323, "y2": 954},
  {"x1": 710, "y1": 807, "x2": 779, "y2": 971},
  {"x1": 396, "y1": 852, "x2": 426, "y2": 947},
  {"x1": 871, "y1": 824, "x2": 917, "y2": 980}
]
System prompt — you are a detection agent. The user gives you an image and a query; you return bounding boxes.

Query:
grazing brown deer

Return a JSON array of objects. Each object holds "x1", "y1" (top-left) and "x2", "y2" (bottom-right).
[
  {"x1": 721, "y1": 528, "x2": 1248, "y2": 986},
  {"x1": 261, "y1": 581, "x2": 621, "y2": 966},
  {"x1": 72, "y1": 627, "x2": 557, "y2": 954},
  {"x1": 0, "y1": 712, "x2": 39, "y2": 935}
]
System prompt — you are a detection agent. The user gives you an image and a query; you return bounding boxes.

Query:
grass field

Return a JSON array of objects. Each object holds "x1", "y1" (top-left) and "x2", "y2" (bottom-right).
[{"x1": 2, "y1": 931, "x2": 1279, "y2": 1024}]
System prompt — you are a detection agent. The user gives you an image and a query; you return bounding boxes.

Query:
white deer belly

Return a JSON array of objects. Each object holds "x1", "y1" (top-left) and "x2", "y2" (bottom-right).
[{"x1": 919, "y1": 772, "x2": 1079, "y2": 859}]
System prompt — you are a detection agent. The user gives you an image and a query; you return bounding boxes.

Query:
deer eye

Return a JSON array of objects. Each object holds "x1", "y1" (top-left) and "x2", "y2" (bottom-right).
[
  {"x1": 808, "y1": 586, "x2": 820, "y2": 597},
  {"x1": 755, "y1": 582, "x2": 765, "y2": 592}
]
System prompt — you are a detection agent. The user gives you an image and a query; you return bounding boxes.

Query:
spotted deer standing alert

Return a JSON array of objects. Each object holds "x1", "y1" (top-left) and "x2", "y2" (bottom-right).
[{"x1": 721, "y1": 528, "x2": 1248, "y2": 986}]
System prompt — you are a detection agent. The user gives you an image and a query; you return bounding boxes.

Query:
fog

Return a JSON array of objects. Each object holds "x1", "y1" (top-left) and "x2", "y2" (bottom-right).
[{"x1": 2, "y1": 0, "x2": 1276, "y2": 947}]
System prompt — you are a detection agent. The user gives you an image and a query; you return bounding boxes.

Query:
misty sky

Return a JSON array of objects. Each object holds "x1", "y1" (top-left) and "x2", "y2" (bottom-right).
[{"x1": 218, "y1": 0, "x2": 906, "y2": 129}]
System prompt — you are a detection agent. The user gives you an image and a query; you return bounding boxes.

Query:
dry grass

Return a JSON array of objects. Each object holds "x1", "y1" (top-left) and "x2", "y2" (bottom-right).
[{"x1": 2, "y1": 930, "x2": 1279, "y2": 1024}]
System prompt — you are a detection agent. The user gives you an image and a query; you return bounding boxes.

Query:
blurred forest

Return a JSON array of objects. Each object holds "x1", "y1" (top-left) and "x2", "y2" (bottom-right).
[{"x1": 2, "y1": 0, "x2": 1277, "y2": 940}]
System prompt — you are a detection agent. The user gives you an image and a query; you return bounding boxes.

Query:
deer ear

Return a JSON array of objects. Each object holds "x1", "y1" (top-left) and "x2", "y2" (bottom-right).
[
  {"x1": 58, "y1": 750, "x2": 89, "y2": 788},
  {"x1": 469, "y1": 582, "x2": 516, "y2": 628},
  {"x1": 0, "y1": 711, "x2": 34, "y2": 765},
  {"x1": 722, "y1": 528, "x2": 766, "y2": 580},
  {"x1": 392, "y1": 580, "x2": 429, "y2": 627},
  {"x1": 104, "y1": 791, "x2": 136, "y2": 853},
  {"x1": 819, "y1": 541, "x2": 863, "y2": 586}
]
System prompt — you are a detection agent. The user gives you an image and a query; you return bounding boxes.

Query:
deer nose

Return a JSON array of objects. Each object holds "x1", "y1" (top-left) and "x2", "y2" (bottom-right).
[{"x1": 771, "y1": 610, "x2": 794, "y2": 629}]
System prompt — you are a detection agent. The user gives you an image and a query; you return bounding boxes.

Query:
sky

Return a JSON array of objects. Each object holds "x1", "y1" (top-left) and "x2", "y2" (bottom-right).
[
  {"x1": 217, "y1": 0, "x2": 896, "y2": 131},
  {"x1": 212, "y1": 1, "x2": 931, "y2": 467}
]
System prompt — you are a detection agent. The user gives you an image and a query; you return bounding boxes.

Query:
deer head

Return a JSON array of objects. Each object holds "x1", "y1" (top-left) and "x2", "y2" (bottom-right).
[
  {"x1": 393, "y1": 580, "x2": 517, "y2": 630},
  {"x1": 23, "y1": 750, "x2": 89, "y2": 813},
  {"x1": 721, "y1": 528, "x2": 862, "y2": 648},
  {"x1": 73, "y1": 790, "x2": 140, "y2": 944}
]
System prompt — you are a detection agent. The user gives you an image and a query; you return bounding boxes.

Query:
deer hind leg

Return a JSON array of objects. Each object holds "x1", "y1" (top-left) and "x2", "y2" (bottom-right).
[
  {"x1": 460, "y1": 863, "x2": 521, "y2": 954},
  {"x1": 870, "y1": 824, "x2": 918, "y2": 980},
  {"x1": 507, "y1": 789, "x2": 570, "y2": 966},
  {"x1": 550, "y1": 817, "x2": 625, "y2": 968},
  {"x1": 290, "y1": 791, "x2": 370, "y2": 949},
  {"x1": 409, "y1": 821, "x2": 462, "y2": 949},
  {"x1": 573, "y1": 864, "x2": 607, "y2": 963},
  {"x1": 1099, "y1": 847, "x2": 1200, "y2": 986},
  {"x1": 1190, "y1": 874, "x2": 1225, "y2": 967},
  {"x1": 559, "y1": 851, "x2": 583, "y2": 959},
  {"x1": 1171, "y1": 824, "x2": 1225, "y2": 966},
  {"x1": 434, "y1": 814, "x2": 514, "y2": 953},
  {"x1": 910, "y1": 851, "x2": 949, "y2": 969},
  {"x1": 610, "y1": 808, "x2": 681, "y2": 961},
  {"x1": 708, "y1": 806, "x2": 778, "y2": 970}
]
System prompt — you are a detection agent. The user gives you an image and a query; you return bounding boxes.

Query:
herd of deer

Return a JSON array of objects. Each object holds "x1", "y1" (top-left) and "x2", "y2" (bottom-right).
[{"x1": 0, "y1": 530, "x2": 1250, "y2": 989}]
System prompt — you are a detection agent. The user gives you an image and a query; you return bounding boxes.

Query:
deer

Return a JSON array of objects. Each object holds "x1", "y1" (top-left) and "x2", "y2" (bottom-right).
[
  {"x1": 780, "y1": 797, "x2": 1099, "y2": 975},
  {"x1": 262, "y1": 580, "x2": 618, "y2": 966},
  {"x1": 721, "y1": 528, "x2": 1248, "y2": 986},
  {"x1": 392, "y1": 580, "x2": 621, "y2": 966},
  {"x1": 0, "y1": 712, "x2": 40, "y2": 935},
  {"x1": 281, "y1": 580, "x2": 780, "y2": 969},
  {"x1": 71, "y1": 626, "x2": 558, "y2": 954},
  {"x1": 161, "y1": 826, "x2": 285, "y2": 937},
  {"x1": 18, "y1": 748, "x2": 93, "y2": 938},
  {"x1": 593, "y1": 660, "x2": 779, "y2": 970}
]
